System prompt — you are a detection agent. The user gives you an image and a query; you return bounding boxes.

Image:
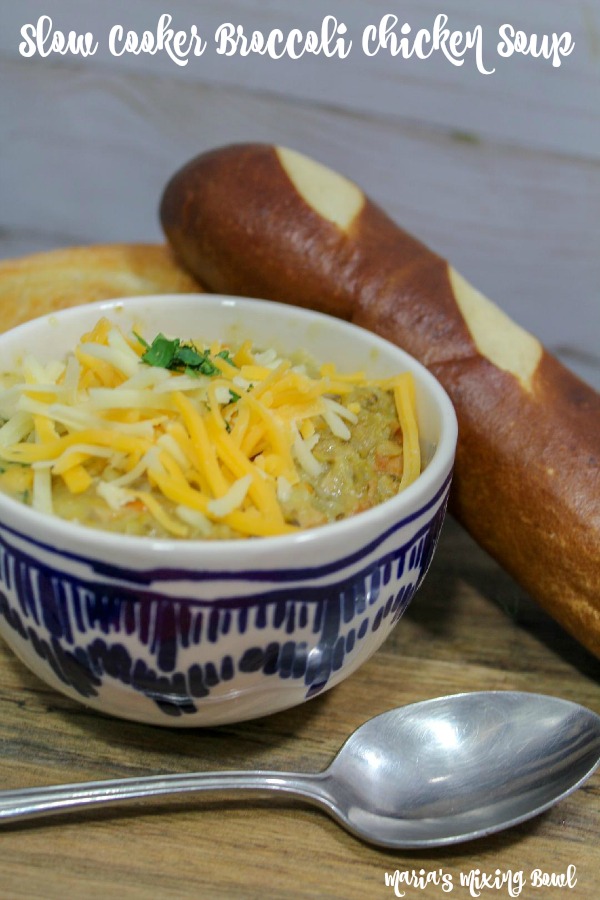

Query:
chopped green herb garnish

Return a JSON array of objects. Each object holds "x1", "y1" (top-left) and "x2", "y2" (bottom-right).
[
  {"x1": 174, "y1": 345, "x2": 204, "y2": 368},
  {"x1": 133, "y1": 331, "x2": 150, "y2": 350},
  {"x1": 194, "y1": 354, "x2": 220, "y2": 376},
  {"x1": 216, "y1": 349, "x2": 238, "y2": 367},
  {"x1": 140, "y1": 334, "x2": 231, "y2": 377},
  {"x1": 228, "y1": 389, "x2": 241, "y2": 403},
  {"x1": 141, "y1": 334, "x2": 180, "y2": 368}
]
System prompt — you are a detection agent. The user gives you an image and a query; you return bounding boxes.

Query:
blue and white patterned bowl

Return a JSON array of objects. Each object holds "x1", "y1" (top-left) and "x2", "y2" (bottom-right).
[{"x1": 0, "y1": 294, "x2": 457, "y2": 726}]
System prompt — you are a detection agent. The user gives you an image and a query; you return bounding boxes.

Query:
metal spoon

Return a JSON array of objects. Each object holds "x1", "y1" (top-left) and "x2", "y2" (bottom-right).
[{"x1": 2, "y1": 691, "x2": 599, "y2": 847}]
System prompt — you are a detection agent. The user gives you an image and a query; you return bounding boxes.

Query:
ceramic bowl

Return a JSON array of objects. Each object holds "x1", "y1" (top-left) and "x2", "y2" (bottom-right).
[{"x1": 0, "y1": 294, "x2": 457, "y2": 726}]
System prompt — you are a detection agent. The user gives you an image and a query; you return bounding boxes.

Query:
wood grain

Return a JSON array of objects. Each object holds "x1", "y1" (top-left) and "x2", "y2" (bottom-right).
[
  {"x1": 1, "y1": 224, "x2": 598, "y2": 893},
  {"x1": 1, "y1": 520, "x2": 599, "y2": 900},
  {"x1": 1, "y1": 54, "x2": 598, "y2": 389},
  {"x1": 2, "y1": 0, "x2": 597, "y2": 158}
]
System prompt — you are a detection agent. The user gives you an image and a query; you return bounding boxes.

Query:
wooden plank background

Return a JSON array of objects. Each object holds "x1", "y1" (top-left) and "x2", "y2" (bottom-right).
[
  {"x1": 0, "y1": 6, "x2": 599, "y2": 896},
  {"x1": 0, "y1": 1, "x2": 598, "y2": 386}
]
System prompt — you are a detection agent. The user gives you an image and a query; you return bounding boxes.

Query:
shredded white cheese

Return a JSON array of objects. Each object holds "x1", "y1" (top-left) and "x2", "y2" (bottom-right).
[
  {"x1": 0, "y1": 317, "x2": 421, "y2": 538},
  {"x1": 207, "y1": 474, "x2": 253, "y2": 518}
]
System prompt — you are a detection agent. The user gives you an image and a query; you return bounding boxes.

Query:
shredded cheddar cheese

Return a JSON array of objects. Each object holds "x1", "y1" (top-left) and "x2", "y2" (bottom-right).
[{"x1": 0, "y1": 319, "x2": 421, "y2": 539}]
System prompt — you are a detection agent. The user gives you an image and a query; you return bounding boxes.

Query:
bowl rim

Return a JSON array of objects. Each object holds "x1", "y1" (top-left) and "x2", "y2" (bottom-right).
[{"x1": 0, "y1": 293, "x2": 458, "y2": 556}]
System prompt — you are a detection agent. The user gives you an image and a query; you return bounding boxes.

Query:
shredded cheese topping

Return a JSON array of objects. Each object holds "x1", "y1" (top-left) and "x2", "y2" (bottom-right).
[{"x1": 0, "y1": 318, "x2": 421, "y2": 539}]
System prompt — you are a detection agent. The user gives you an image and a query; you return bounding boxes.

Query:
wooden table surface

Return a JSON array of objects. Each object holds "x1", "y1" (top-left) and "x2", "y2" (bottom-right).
[
  {"x1": 1, "y1": 5, "x2": 598, "y2": 893},
  {"x1": 1, "y1": 515, "x2": 598, "y2": 900}
]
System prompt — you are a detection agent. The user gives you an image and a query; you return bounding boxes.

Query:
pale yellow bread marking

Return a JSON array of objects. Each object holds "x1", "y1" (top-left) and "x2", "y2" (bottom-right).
[
  {"x1": 449, "y1": 267, "x2": 542, "y2": 390},
  {"x1": 277, "y1": 148, "x2": 540, "y2": 389},
  {"x1": 276, "y1": 146, "x2": 365, "y2": 231}
]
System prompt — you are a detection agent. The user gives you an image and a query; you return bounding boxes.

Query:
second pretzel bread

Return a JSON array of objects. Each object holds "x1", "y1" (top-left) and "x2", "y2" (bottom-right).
[{"x1": 159, "y1": 143, "x2": 600, "y2": 658}]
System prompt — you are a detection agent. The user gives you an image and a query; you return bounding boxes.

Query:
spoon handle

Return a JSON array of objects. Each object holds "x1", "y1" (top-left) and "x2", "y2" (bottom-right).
[{"x1": 0, "y1": 770, "x2": 330, "y2": 825}]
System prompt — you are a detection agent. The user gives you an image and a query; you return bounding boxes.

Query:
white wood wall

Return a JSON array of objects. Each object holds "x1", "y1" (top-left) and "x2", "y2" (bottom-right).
[{"x1": 1, "y1": 0, "x2": 598, "y2": 387}]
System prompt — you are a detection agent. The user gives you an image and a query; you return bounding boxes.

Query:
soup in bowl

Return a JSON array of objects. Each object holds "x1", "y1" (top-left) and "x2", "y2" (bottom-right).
[{"x1": 0, "y1": 294, "x2": 457, "y2": 726}]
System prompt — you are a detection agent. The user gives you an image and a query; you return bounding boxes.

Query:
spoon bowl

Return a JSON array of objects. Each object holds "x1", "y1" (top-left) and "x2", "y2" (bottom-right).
[
  {"x1": 319, "y1": 691, "x2": 600, "y2": 846},
  {"x1": 1, "y1": 691, "x2": 598, "y2": 847}
]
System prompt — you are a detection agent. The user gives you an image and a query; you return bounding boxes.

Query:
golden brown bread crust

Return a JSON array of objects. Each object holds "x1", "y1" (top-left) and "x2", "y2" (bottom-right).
[
  {"x1": 160, "y1": 143, "x2": 600, "y2": 657},
  {"x1": 0, "y1": 243, "x2": 202, "y2": 334}
]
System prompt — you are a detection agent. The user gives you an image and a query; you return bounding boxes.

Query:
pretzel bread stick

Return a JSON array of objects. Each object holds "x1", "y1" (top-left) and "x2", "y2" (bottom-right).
[{"x1": 160, "y1": 143, "x2": 600, "y2": 657}]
